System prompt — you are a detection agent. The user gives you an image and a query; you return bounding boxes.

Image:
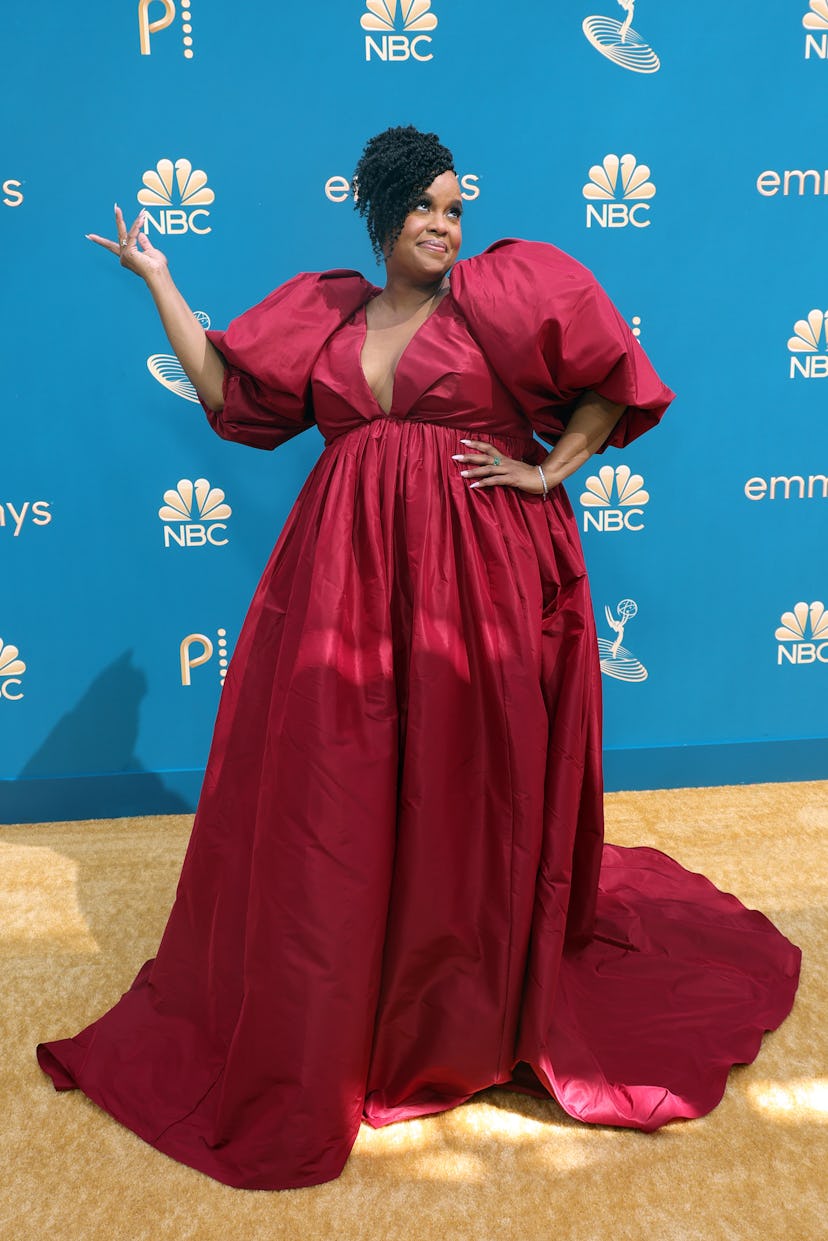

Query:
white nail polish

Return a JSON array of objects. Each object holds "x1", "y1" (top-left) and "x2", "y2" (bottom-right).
[{"x1": 451, "y1": 454, "x2": 464, "y2": 460}]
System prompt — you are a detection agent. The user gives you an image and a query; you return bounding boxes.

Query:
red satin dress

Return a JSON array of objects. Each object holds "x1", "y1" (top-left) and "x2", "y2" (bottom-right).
[{"x1": 37, "y1": 241, "x2": 800, "y2": 1190}]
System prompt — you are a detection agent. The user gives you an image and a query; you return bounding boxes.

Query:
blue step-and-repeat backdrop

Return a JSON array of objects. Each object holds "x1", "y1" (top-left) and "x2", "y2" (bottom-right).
[{"x1": 2, "y1": 2, "x2": 826, "y2": 822}]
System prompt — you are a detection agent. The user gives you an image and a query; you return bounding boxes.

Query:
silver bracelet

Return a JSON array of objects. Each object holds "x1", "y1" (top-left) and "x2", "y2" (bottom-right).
[{"x1": 537, "y1": 465, "x2": 549, "y2": 500}]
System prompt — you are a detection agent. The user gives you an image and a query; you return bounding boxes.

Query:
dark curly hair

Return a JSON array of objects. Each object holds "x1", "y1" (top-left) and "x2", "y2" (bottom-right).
[{"x1": 352, "y1": 125, "x2": 455, "y2": 262}]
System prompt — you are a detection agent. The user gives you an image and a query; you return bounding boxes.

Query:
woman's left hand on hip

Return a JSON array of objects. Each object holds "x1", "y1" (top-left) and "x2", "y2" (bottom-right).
[{"x1": 452, "y1": 439, "x2": 548, "y2": 496}]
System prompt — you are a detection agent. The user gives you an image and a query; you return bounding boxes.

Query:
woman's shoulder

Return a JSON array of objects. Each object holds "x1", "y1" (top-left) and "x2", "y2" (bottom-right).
[
  {"x1": 219, "y1": 269, "x2": 378, "y2": 344},
  {"x1": 253, "y1": 268, "x2": 379, "y2": 312},
  {"x1": 452, "y1": 238, "x2": 596, "y2": 297},
  {"x1": 210, "y1": 269, "x2": 380, "y2": 372}
]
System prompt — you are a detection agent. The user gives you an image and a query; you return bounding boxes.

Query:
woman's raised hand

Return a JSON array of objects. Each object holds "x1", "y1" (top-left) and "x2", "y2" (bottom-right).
[
  {"x1": 83, "y1": 203, "x2": 226, "y2": 410},
  {"x1": 86, "y1": 204, "x2": 169, "y2": 281}
]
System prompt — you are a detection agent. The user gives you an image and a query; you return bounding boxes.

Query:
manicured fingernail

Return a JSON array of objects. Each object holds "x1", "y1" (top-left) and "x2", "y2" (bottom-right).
[
  {"x1": 469, "y1": 481, "x2": 480, "y2": 488},
  {"x1": 460, "y1": 439, "x2": 473, "y2": 445},
  {"x1": 451, "y1": 454, "x2": 464, "y2": 460}
]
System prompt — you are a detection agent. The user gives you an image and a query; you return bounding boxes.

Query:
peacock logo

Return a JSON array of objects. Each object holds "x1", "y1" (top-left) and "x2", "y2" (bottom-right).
[
  {"x1": 584, "y1": 154, "x2": 655, "y2": 201},
  {"x1": 804, "y1": 1, "x2": 828, "y2": 58},
  {"x1": 580, "y1": 465, "x2": 649, "y2": 532},
  {"x1": 776, "y1": 601, "x2": 828, "y2": 665},
  {"x1": 583, "y1": 2, "x2": 660, "y2": 73},
  {"x1": 158, "y1": 479, "x2": 232, "y2": 549},
  {"x1": 0, "y1": 637, "x2": 26, "y2": 701},
  {"x1": 137, "y1": 159, "x2": 214, "y2": 237},
  {"x1": 361, "y1": 0, "x2": 438, "y2": 61},
  {"x1": 583, "y1": 154, "x2": 655, "y2": 229},
  {"x1": 598, "y1": 599, "x2": 648, "y2": 682},
  {"x1": 788, "y1": 309, "x2": 828, "y2": 378},
  {"x1": 804, "y1": 0, "x2": 828, "y2": 24}
]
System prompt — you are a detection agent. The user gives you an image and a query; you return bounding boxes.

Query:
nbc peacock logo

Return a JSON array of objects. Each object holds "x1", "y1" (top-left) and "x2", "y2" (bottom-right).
[
  {"x1": 804, "y1": 0, "x2": 828, "y2": 58},
  {"x1": 148, "y1": 311, "x2": 211, "y2": 401},
  {"x1": 788, "y1": 309, "x2": 828, "y2": 379},
  {"x1": 583, "y1": 1, "x2": 661, "y2": 73},
  {"x1": 138, "y1": 158, "x2": 214, "y2": 237},
  {"x1": 580, "y1": 464, "x2": 649, "y2": 533},
  {"x1": 598, "y1": 599, "x2": 648, "y2": 682},
  {"x1": 158, "y1": 479, "x2": 232, "y2": 548},
  {"x1": 0, "y1": 637, "x2": 26, "y2": 701},
  {"x1": 775, "y1": 601, "x2": 828, "y2": 665},
  {"x1": 583, "y1": 154, "x2": 655, "y2": 228},
  {"x1": 361, "y1": 0, "x2": 438, "y2": 61}
]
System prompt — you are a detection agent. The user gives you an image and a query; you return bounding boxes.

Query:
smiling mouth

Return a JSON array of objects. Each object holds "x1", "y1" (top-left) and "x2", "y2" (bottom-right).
[{"x1": 419, "y1": 241, "x2": 447, "y2": 252}]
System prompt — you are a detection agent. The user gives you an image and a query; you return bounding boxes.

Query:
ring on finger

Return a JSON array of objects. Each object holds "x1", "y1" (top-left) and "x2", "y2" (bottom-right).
[
  {"x1": 492, "y1": 455, "x2": 501, "y2": 466},
  {"x1": 119, "y1": 238, "x2": 129, "y2": 247}
]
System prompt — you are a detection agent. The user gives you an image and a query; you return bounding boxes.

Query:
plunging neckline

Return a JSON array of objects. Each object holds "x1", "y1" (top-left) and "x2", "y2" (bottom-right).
[{"x1": 358, "y1": 291, "x2": 451, "y2": 416}]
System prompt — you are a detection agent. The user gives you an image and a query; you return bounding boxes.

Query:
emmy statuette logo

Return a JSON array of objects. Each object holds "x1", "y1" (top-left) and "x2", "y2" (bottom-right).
[
  {"x1": 804, "y1": 0, "x2": 828, "y2": 58},
  {"x1": 361, "y1": 0, "x2": 438, "y2": 61},
  {"x1": 138, "y1": 159, "x2": 214, "y2": 237},
  {"x1": 776, "y1": 601, "x2": 828, "y2": 665},
  {"x1": 580, "y1": 465, "x2": 649, "y2": 533},
  {"x1": 598, "y1": 599, "x2": 648, "y2": 681},
  {"x1": 0, "y1": 637, "x2": 26, "y2": 701},
  {"x1": 148, "y1": 311, "x2": 211, "y2": 400},
  {"x1": 583, "y1": 1, "x2": 660, "y2": 73},
  {"x1": 159, "y1": 479, "x2": 232, "y2": 548},
  {"x1": 787, "y1": 309, "x2": 828, "y2": 379},
  {"x1": 181, "y1": 629, "x2": 231, "y2": 686},
  {"x1": 138, "y1": 0, "x2": 195, "y2": 58},
  {"x1": 583, "y1": 154, "x2": 655, "y2": 228}
]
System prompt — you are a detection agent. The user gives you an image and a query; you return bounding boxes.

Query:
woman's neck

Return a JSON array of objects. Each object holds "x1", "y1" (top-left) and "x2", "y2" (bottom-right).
[{"x1": 376, "y1": 273, "x2": 447, "y2": 316}]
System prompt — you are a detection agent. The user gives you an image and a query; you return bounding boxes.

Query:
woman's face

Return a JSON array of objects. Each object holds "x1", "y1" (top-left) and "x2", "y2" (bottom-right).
[{"x1": 385, "y1": 170, "x2": 463, "y2": 281}]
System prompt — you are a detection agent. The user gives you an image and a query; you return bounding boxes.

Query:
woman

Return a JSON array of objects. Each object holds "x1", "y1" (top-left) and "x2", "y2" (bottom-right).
[{"x1": 38, "y1": 127, "x2": 800, "y2": 1191}]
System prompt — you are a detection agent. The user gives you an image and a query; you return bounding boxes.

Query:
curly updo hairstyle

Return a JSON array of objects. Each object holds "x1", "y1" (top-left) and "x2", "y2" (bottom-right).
[{"x1": 352, "y1": 125, "x2": 455, "y2": 262}]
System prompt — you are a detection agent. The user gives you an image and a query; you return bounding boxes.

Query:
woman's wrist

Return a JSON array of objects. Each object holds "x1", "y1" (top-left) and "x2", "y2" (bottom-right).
[
  {"x1": 144, "y1": 264, "x2": 174, "y2": 295},
  {"x1": 539, "y1": 460, "x2": 565, "y2": 491}
]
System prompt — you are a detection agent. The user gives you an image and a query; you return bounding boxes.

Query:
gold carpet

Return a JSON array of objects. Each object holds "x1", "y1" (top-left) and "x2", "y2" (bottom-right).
[{"x1": 2, "y1": 781, "x2": 826, "y2": 1241}]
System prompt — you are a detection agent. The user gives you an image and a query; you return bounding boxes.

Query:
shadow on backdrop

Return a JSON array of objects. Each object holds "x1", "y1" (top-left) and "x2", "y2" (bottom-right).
[{"x1": 4, "y1": 651, "x2": 195, "y2": 823}]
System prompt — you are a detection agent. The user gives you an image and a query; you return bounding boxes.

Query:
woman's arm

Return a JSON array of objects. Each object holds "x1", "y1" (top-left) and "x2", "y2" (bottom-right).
[
  {"x1": 539, "y1": 390, "x2": 626, "y2": 488},
  {"x1": 456, "y1": 390, "x2": 626, "y2": 496},
  {"x1": 143, "y1": 266, "x2": 227, "y2": 411},
  {"x1": 87, "y1": 205, "x2": 227, "y2": 412}
]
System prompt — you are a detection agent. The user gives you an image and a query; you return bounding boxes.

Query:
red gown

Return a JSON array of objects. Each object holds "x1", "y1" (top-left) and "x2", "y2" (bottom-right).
[{"x1": 37, "y1": 241, "x2": 800, "y2": 1190}]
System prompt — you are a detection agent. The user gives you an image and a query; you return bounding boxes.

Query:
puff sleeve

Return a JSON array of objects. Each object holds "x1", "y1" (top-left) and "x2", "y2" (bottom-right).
[
  {"x1": 202, "y1": 270, "x2": 375, "y2": 450},
  {"x1": 450, "y1": 239, "x2": 675, "y2": 450}
]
